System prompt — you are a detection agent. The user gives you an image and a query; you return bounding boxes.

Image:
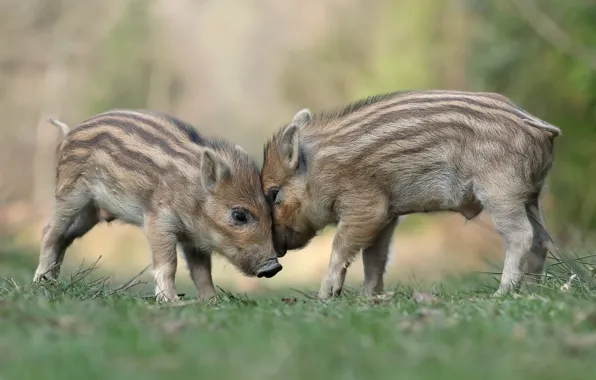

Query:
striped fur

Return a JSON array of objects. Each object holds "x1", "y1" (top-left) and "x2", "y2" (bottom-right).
[
  {"x1": 35, "y1": 110, "x2": 281, "y2": 302},
  {"x1": 262, "y1": 90, "x2": 561, "y2": 300}
]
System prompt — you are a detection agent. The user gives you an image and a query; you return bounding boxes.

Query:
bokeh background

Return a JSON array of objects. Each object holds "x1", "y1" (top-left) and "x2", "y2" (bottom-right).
[{"x1": 0, "y1": 0, "x2": 593, "y2": 293}]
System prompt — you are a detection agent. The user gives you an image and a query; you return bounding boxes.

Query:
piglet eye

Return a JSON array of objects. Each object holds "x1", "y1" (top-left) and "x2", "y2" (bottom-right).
[
  {"x1": 231, "y1": 209, "x2": 250, "y2": 225},
  {"x1": 267, "y1": 188, "x2": 279, "y2": 204}
]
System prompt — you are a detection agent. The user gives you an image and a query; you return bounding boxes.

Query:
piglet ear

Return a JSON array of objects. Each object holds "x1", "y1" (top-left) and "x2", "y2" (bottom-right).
[
  {"x1": 234, "y1": 144, "x2": 247, "y2": 155},
  {"x1": 291, "y1": 108, "x2": 312, "y2": 126},
  {"x1": 278, "y1": 124, "x2": 301, "y2": 171},
  {"x1": 277, "y1": 108, "x2": 310, "y2": 171},
  {"x1": 200, "y1": 147, "x2": 231, "y2": 193}
]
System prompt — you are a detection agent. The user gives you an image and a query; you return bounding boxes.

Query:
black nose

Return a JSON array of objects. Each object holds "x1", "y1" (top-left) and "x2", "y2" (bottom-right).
[{"x1": 256, "y1": 259, "x2": 283, "y2": 278}]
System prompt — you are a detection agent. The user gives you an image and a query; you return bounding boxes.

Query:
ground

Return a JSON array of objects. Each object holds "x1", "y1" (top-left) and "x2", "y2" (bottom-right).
[{"x1": 1, "y1": 240, "x2": 595, "y2": 380}]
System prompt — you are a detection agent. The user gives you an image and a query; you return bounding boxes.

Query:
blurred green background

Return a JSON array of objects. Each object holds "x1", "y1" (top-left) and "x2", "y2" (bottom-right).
[{"x1": 0, "y1": 0, "x2": 593, "y2": 289}]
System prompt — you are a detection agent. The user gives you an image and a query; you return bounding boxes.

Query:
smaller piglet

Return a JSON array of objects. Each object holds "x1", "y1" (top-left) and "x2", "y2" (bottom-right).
[{"x1": 34, "y1": 110, "x2": 282, "y2": 301}]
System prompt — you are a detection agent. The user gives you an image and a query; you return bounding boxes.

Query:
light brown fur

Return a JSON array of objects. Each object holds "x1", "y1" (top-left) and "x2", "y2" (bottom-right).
[
  {"x1": 35, "y1": 110, "x2": 282, "y2": 302},
  {"x1": 262, "y1": 90, "x2": 560, "y2": 299}
]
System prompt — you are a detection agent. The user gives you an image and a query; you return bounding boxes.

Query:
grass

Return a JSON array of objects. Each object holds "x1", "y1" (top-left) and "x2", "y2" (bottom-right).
[{"x1": 1, "y1": 238, "x2": 595, "y2": 379}]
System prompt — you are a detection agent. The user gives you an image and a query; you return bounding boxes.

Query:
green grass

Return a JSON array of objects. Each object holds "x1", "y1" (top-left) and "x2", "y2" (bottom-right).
[
  {"x1": 0, "y1": 272, "x2": 594, "y2": 379},
  {"x1": 1, "y1": 238, "x2": 595, "y2": 379}
]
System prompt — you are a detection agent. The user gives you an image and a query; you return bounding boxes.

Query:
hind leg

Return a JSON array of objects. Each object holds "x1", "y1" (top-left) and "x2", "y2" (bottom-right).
[
  {"x1": 362, "y1": 217, "x2": 399, "y2": 297},
  {"x1": 180, "y1": 241, "x2": 217, "y2": 301},
  {"x1": 479, "y1": 194, "x2": 534, "y2": 296},
  {"x1": 524, "y1": 199, "x2": 550, "y2": 286},
  {"x1": 34, "y1": 194, "x2": 98, "y2": 282}
]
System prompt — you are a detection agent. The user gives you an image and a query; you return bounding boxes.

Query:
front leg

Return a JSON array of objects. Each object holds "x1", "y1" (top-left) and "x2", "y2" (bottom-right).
[
  {"x1": 180, "y1": 242, "x2": 217, "y2": 301},
  {"x1": 145, "y1": 212, "x2": 179, "y2": 303},
  {"x1": 318, "y1": 192, "x2": 390, "y2": 300},
  {"x1": 362, "y1": 217, "x2": 399, "y2": 297}
]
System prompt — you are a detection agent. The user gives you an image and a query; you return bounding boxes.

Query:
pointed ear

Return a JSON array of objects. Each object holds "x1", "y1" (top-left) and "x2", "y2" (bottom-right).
[
  {"x1": 278, "y1": 124, "x2": 301, "y2": 171},
  {"x1": 234, "y1": 144, "x2": 247, "y2": 155},
  {"x1": 291, "y1": 108, "x2": 312, "y2": 126},
  {"x1": 200, "y1": 148, "x2": 231, "y2": 193}
]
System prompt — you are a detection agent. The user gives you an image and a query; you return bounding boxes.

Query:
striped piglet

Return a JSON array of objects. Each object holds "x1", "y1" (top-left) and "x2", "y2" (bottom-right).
[
  {"x1": 35, "y1": 110, "x2": 282, "y2": 301},
  {"x1": 261, "y1": 90, "x2": 560, "y2": 299}
]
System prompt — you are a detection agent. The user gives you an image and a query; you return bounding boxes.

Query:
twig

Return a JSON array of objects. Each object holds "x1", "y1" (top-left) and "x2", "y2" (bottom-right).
[
  {"x1": 290, "y1": 288, "x2": 318, "y2": 300},
  {"x1": 109, "y1": 265, "x2": 150, "y2": 296}
]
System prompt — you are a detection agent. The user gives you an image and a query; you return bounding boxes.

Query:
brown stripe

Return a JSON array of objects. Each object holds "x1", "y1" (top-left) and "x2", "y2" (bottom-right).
[
  {"x1": 311, "y1": 94, "x2": 530, "y2": 139},
  {"x1": 102, "y1": 110, "x2": 209, "y2": 146},
  {"x1": 71, "y1": 116, "x2": 198, "y2": 164},
  {"x1": 369, "y1": 141, "x2": 459, "y2": 165},
  {"x1": 371, "y1": 133, "x2": 532, "y2": 164},
  {"x1": 58, "y1": 151, "x2": 91, "y2": 170},
  {"x1": 320, "y1": 99, "x2": 530, "y2": 142},
  {"x1": 320, "y1": 104, "x2": 484, "y2": 142},
  {"x1": 112, "y1": 111, "x2": 207, "y2": 157},
  {"x1": 335, "y1": 124, "x2": 468, "y2": 166},
  {"x1": 61, "y1": 132, "x2": 163, "y2": 174},
  {"x1": 153, "y1": 112, "x2": 208, "y2": 146},
  {"x1": 79, "y1": 110, "x2": 188, "y2": 146},
  {"x1": 329, "y1": 114, "x2": 531, "y2": 167}
]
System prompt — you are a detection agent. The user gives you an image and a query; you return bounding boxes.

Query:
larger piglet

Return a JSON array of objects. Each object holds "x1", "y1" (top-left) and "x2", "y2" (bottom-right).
[
  {"x1": 261, "y1": 90, "x2": 561, "y2": 300},
  {"x1": 35, "y1": 110, "x2": 282, "y2": 302}
]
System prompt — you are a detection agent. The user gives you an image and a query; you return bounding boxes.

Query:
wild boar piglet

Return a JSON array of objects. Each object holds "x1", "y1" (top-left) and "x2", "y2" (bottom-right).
[
  {"x1": 34, "y1": 110, "x2": 281, "y2": 302},
  {"x1": 261, "y1": 90, "x2": 561, "y2": 300}
]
